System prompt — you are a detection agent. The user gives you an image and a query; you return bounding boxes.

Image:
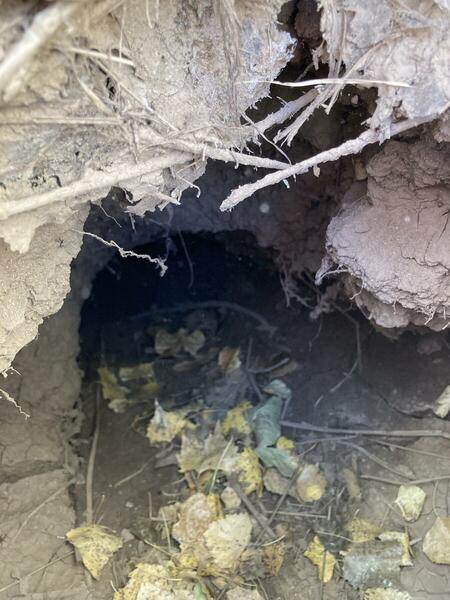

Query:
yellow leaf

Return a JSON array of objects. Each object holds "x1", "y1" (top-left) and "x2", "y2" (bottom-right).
[
  {"x1": 66, "y1": 525, "x2": 122, "y2": 579},
  {"x1": 296, "y1": 464, "x2": 327, "y2": 502},
  {"x1": 98, "y1": 368, "x2": 127, "y2": 403},
  {"x1": 304, "y1": 536, "x2": 336, "y2": 583},
  {"x1": 262, "y1": 540, "x2": 286, "y2": 575},
  {"x1": 345, "y1": 518, "x2": 382, "y2": 543},
  {"x1": 237, "y1": 448, "x2": 263, "y2": 495},
  {"x1": 222, "y1": 401, "x2": 252, "y2": 436},
  {"x1": 113, "y1": 562, "x2": 198, "y2": 599},
  {"x1": 177, "y1": 424, "x2": 239, "y2": 475},
  {"x1": 204, "y1": 513, "x2": 253, "y2": 569},
  {"x1": 119, "y1": 362, "x2": 155, "y2": 381},
  {"x1": 218, "y1": 347, "x2": 241, "y2": 372},
  {"x1": 147, "y1": 401, "x2": 194, "y2": 444},
  {"x1": 276, "y1": 436, "x2": 295, "y2": 451},
  {"x1": 395, "y1": 485, "x2": 426, "y2": 522},
  {"x1": 207, "y1": 493, "x2": 224, "y2": 520},
  {"x1": 155, "y1": 328, "x2": 205, "y2": 357},
  {"x1": 423, "y1": 517, "x2": 450, "y2": 564}
]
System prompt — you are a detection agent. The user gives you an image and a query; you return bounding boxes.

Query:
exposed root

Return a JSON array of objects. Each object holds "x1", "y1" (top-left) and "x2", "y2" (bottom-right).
[
  {"x1": 220, "y1": 117, "x2": 432, "y2": 211},
  {"x1": 75, "y1": 231, "x2": 167, "y2": 276},
  {"x1": 0, "y1": 388, "x2": 30, "y2": 419},
  {"x1": 0, "y1": 1, "x2": 88, "y2": 102},
  {"x1": 0, "y1": 153, "x2": 190, "y2": 220}
]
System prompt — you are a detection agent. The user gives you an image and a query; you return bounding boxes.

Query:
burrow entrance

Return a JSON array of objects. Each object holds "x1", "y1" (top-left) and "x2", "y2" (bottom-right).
[{"x1": 69, "y1": 227, "x2": 450, "y2": 599}]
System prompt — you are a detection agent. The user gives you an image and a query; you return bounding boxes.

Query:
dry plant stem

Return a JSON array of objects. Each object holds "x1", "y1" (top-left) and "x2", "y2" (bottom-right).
[
  {"x1": 86, "y1": 387, "x2": 101, "y2": 525},
  {"x1": 220, "y1": 117, "x2": 432, "y2": 211},
  {"x1": 255, "y1": 463, "x2": 303, "y2": 545},
  {"x1": 114, "y1": 460, "x2": 151, "y2": 488},
  {"x1": 336, "y1": 440, "x2": 414, "y2": 481},
  {"x1": 371, "y1": 439, "x2": 450, "y2": 461},
  {"x1": 0, "y1": 1, "x2": 88, "y2": 100},
  {"x1": 228, "y1": 477, "x2": 276, "y2": 540},
  {"x1": 0, "y1": 152, "x2": 190, "y2": 220},
  {"x1": 361, "y1": 474, "x2": 450, "y2": 486},
  {"x1": 281, "y1": 420, "x2": 450, "y2": 441}
]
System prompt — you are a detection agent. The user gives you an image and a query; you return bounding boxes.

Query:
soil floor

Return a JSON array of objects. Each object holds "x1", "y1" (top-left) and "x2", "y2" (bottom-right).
[{"x1": 74, "y1": 233, "x2": 450, "y2": 599}]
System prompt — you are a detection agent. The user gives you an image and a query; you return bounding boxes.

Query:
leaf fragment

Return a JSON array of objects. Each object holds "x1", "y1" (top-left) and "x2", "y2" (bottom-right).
[
  {"x1": 177, "y1": 424, "x2": 240, "y2": 475},
  {"x1": 119, "y1": 362, "x2": 156, "y2": 381},
  {"x1": 304, "y1": 536, "x2": 336, "y2": 583},
  {"x1": 345, "y1": 518, "x2": 382, "y2": 543},
  {"x1": 222, "y1": 401, "x2": 252, "y2": 435},
  {"x1": 98, "y1": 367, "x2": 128, "y2": 412},
  {"x1": 155, "y1": 328, "x2": 205, "y2": 357},
  {"x1": 296, "y1": 464, "x2": 327, "y2": 502},
  {"x1": 113, "y1": 563, "x2": 196, "y2": 600},
  {"x1": 66, "y1": 525, "x2": 122, "y2": 579},
  {"x1": 395, "y1": 485, "x2": 426, "y2": 522},
  {"x1": 204, "y1": 513, "x2": 253, "y2": 569},
  {"x1": 378, "y1": 531, "x2": 412, "y2": 566},
  {"x1": 432, "y1": 384, "x2": 450, "y2": 418},
  {"x1": 147, "y1": 401, "x2": 194, "y2": 444},
  {"x1": 423, "y1": 517, "x2": 450, "y2": 564},
  {"x1": 262, "y1": 540, "x2": 286, "y2": 575},
  {"x1": 218, "y1": 347, "x2": 241, "y2": 372},
  {"x1": 237, "y1": 447, "x2": 263, "y2": 495}
]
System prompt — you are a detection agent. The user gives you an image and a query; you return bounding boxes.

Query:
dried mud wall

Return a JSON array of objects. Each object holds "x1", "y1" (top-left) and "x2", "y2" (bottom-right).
[
  {"x1": 0, "y1": 0, "x2": 293, "y2": 375},
  {"x1": 2, "y1": 0, "x2": 450, "y2": 382}
]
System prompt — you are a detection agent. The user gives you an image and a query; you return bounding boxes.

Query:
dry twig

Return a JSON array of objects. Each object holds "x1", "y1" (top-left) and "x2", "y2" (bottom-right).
[{"x1": 281, "y1": 420, "x2": 450, "y2": 441}]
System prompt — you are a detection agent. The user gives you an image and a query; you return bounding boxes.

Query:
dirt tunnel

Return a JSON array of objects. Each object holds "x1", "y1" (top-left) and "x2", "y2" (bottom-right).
[
  {"x1": 2, "y1": 0, "x2": 450, "y2": 599},
  {"x1": 3, "y1": 189, "x2": 450, "y2": 599}
]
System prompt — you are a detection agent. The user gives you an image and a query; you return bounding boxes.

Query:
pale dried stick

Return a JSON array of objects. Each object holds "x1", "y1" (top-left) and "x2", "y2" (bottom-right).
[
  {"x1": 0, "y1": 152, "x2": 190, "y2": 220},
  {"x1": 0, "y1": 1, "x2": 88, "y2": 101},
  {"x1": 361, "y1": 474, "x2": 450, "y2": 486},
  {"x1": 220, "y1": 117, "x2": 432, "y2": 211},
  {"x1": 86, "y1": 387, "x2": 101, "y2": 525},
  {"x1": 281, "y1": 420, "x2": 450, "y2": 441}
]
